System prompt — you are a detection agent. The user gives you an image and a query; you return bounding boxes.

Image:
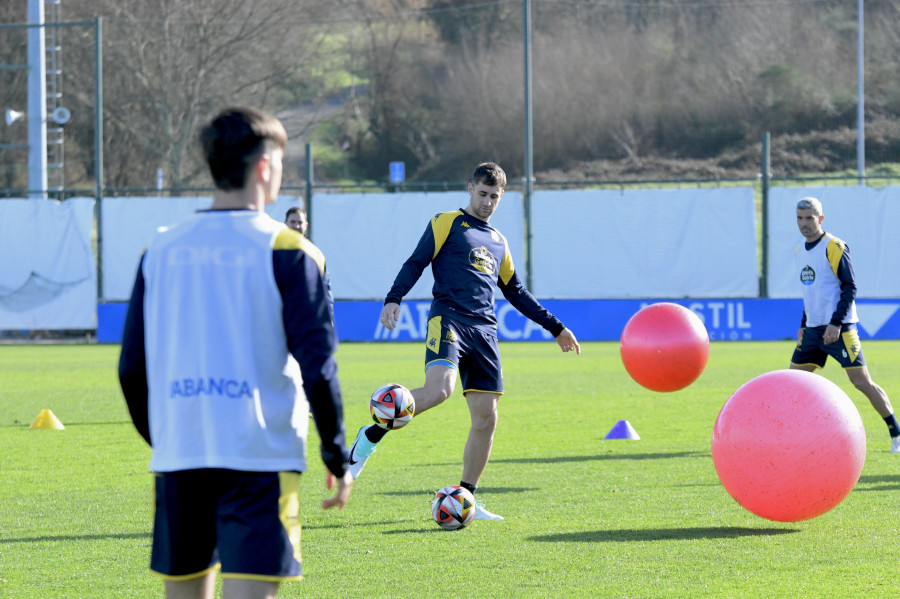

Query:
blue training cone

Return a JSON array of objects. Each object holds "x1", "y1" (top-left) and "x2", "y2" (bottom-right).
[{"x1": 604, "y1": 419, "x2": 640, "y2": 440}]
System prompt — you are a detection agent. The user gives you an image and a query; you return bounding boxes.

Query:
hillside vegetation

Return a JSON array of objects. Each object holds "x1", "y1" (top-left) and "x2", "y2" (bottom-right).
[{"x1": 1, "y1": 0, "x2": 899, "y2": 190}]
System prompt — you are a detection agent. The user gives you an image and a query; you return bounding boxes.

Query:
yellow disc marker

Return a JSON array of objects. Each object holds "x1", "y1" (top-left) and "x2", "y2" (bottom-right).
[{"x1": 29, "y1": 409, "x2": 65, "y2": 430}]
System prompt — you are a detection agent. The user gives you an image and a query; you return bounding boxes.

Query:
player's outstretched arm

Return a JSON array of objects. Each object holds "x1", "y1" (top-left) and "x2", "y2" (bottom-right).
[
  {"x1": 555, "y1": 327, "x2": 581, "y2": 355},
  {"x1": 380, "y1": 302, "x2": 401, "y2": 331},
  {"x1": 322, "y1": 470, "x2": 353, "y2": 510}
]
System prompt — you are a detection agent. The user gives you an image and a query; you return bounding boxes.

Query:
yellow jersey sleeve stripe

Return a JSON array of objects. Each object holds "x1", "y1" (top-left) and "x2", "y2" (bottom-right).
[
  {"x1": 430, "y1": 211, "x2": 461, "y2": 260},
  {"x1": 498, "y1": 235, "x2": 514, "y2": 285},
  {"x1": 825, "y1": 237, "x2": 845, "y2": 276},
  {"x1": 273, "y1": 229, "x2": 326, "y2": 274}
]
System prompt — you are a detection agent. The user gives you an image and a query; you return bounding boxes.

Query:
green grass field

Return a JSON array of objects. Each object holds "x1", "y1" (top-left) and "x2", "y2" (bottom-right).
[{"x1": 1, "y1": 341, "x2": 899, "y2": 598}]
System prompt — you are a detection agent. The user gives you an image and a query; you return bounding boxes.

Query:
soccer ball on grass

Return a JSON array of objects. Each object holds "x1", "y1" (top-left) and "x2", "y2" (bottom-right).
[{"x1": 432, "y1": 485, "x2": 476, "y2": 530}]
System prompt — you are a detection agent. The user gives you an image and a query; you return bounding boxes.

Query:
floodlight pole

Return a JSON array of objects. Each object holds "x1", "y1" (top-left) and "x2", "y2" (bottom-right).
[{"x1": 27, "y1": 0, "x2": 47, "y2": 199}]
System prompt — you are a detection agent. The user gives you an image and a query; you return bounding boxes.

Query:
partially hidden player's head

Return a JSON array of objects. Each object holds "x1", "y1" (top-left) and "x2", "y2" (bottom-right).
[
  {"x1": 285, "y1": 206, "x2": 308, "y2": 236},
  {"x1": 200, "y1": 107, "x2": 287, "y2": 202},
  {"x1": 796, "y1": 196, "x2": 825, "y2": 242},
  {"x1": 467, "y1": 162, "x2": 507, "y2": 222}
]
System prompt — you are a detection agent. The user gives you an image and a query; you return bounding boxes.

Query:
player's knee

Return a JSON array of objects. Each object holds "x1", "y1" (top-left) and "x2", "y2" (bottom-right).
[
  {"x1": 426, "y1": 384, "x2": 453, "y2": 404},
  {"x1": 471, "y1": 404, "x2": 498, "y2": 432},
  {"x1": 849, "y1": 374, "x2": 874, "y2": 394}
]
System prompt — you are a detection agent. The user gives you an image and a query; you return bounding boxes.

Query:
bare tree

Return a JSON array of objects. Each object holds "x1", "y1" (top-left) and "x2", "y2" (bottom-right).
[
  {"x1": 336, "y1": 1, "x2": 438, "y2": 180},
  {"x1": 63, "y1": 0, "x2": 344, "y2": 190},
  {"x1": 8, "y1": 0, "x2": 900, "y2": 189}
]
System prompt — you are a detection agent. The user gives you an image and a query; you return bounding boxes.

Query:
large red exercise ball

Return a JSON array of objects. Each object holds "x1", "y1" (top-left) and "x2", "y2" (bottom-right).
[
  {"x1": 619, "y1": 302, "x2": 710, "y2": 392},
  {"x1": 712, "y1": 369, "x2": 866, "y2": 522}
]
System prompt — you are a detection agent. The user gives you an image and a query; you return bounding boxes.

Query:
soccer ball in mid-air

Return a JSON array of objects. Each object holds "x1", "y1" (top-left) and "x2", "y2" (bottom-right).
[
  {"x1": 432, "y1": 485, "x2": 477, "y2": 530},
  {"x1": 370, "y1": 383, "x2": 415, "y2": 430}
]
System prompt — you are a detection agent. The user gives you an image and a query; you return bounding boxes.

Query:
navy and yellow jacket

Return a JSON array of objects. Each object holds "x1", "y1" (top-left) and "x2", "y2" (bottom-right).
[{"x1": 386, "y1": 209, "x2": 564, "y2": 337}]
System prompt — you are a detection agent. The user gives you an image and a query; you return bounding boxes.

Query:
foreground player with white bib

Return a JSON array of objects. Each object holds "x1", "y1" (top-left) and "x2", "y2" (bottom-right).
[{"x1": 118, "y1": 107, "x2": 352, "y2": 599}]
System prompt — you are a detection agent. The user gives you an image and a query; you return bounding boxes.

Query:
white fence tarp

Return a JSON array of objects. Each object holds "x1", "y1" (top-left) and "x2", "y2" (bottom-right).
[
  {"x1": 0, "y1": 197, "x2": 96, "y2": 328},
  {"x1": 100, "y1": 195, "x2": 305, "y2": 300},
  {"x1": 98, "y1": 188, "x2": 758, "y2": 302},
  {"x1": 311, "y1": 191, "x2": 525, "y2": 300},
  {"x1": 531, "y1": 188, "x2": 759, "y2": 298},
  {"x1": 34, "y1": 185, "x2": 896, "y2": 312}
]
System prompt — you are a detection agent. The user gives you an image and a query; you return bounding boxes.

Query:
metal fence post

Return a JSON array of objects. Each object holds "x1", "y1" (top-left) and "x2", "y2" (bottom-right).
[
  {"x1": 760, "y1": 131, "x2": 770, "y2": 298},
  {"x1": 523, "y1": 0, "x2": 534, "y2": 290},
  {"x1": 305, "y1": 143, "x2": 313, "y2": 241},
  {"x1": 95, "y1": 16, "x2": 104, "y2": 300}
]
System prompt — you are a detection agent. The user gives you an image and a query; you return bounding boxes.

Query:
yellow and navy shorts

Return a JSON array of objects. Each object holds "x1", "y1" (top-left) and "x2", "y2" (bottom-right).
[
  {"x1": 791, "y1": 322, "x2": 866, "y2": 369},
  {"x1": 150, "y1": 468, "x2": 302, "y2": 582},
  {"x1": 425, "y1": 314, "x2": 503, "y2": 395}
]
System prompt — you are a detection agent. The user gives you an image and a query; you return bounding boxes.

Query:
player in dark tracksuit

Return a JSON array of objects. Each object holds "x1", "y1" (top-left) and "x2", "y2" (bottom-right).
[
  {"x1": 389, "y1": 207, "x2": 567, "y2": 383},
  {"x1": 347, "y1": 161, "x2": 581, "y2": 520}
]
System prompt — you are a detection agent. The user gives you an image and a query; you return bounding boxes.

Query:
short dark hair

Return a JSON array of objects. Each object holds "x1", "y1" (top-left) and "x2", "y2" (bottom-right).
[
  {"x1": 200, "y1": 107, "x2": 287, "y2": 191},
  {"x1": 472, "y1": 162, "x2": 507, "y2": 189},
  {"x1": 285, "y1": 206, "x2": 305, "y2": 220}
]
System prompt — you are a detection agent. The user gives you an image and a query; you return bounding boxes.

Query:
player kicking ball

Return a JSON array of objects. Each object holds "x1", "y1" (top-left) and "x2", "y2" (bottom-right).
[{"x1": 348, "y1": 161, "x2": 580, "y2": 521}]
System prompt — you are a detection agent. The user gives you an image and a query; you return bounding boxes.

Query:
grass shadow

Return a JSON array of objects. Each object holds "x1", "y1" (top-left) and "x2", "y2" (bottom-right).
[
  {"x1": 1, "y1": 532, "x2": 151, "y2": 544},
  {"x1": 381, "y1": 486, "x2": 536, "y2": 497},
  {"x1": 303, "y1": 520, "x2": 407, "y2": 531},
  {"x1": 854, "y1": 473, "x2": 900, "y2": 492},
  {"x1": 856, "y1": 484, "x2": 900, "y2": 492},
  {"x1": 530, "y1": 526, "x2": 800, "y2": 543},
  {"x1": 1, "y1": 420, "x2": 132, "y2": 428},
  {"x1": 382, "y1": 527, "x2": 445, "y2": 535},
  {"x1": 857, "y1": 474, "x2": 900, "y2": 484},
  {"x1": 60, "y1": 421, "x2": 133, "y2": 426},
  {"x1": 491, "y1": 451, "x2": 707, "y2": 465},
  {"x1": 380, "y1": 489, "x2": 437, "y2": 497}
]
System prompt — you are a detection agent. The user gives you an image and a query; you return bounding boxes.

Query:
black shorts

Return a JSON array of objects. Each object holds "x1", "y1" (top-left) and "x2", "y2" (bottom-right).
[
  {"x1": 425, "y1": 315, "x2": 503, "y2": 395},
  {"x1": 150, "y1": 469, "x2": 302, "y2": 582},
  {"x1": 791, "y1": 323, "x2": 866, "y2": 369}
]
